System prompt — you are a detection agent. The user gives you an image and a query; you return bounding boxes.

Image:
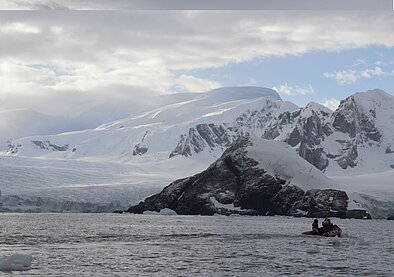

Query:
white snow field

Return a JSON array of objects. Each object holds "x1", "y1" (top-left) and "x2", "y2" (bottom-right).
[{"x1": 247, "y1": 138, "x2": 337, "y2": 191}]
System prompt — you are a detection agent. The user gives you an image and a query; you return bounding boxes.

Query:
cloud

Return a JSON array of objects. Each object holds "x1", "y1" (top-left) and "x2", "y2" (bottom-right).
[
  {"x1": 1, "y1": 11, "x2": 394, "y2": 115},
  {"x1": 272, "y1": 84, "x2": 314, "y2": 96},
  {"x1": 321, "y1": 98, "x2": 340, "y2": 111},
  {"x1": 349, "y1": 58, "x2": 366, "y2": 68},
  {"x1": 360, "y1": 66, "x2": 385, "y2": 78},
  {"x1": 172, "y1": 75, "x2": 221, "y2": 92},
  {"x1": 0, "y1": 22, "x2": 41, "y2": 34},
  {"x1": 0, "y1": 0, "x2": 71, "y2": 10},
  {"x1": 324, "y1": 70, "x2": 358, "y2": 85},
  {"x1": 324, "y1": 66, "x2": 393, "y2": 85}
]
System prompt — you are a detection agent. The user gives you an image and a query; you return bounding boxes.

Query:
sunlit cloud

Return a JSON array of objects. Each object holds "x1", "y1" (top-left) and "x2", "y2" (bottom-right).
[
  {"x1": 324, "y1": 70, "x2": 358, "y2": 85},
  {"x1": 272, "y1": 84, "x2": 314, "y2": 96},
  {"x1": 324, "y1": 66, "x2": 393, "y2": 85},
  {"x1": 0, "y1": 22, "x2": 41, "y2": 34},
  {"x1": 172, "y1": 75, "x2": 221, "y2": 93},
  {"x1": 349, "y1": 58, "x2": 366, "y2": 68},
  {"x1": 360, "y1": 66, "x2": 385, "y2": 78}
]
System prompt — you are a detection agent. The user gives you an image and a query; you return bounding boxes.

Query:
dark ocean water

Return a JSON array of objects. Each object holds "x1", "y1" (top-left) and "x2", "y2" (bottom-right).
[{"x1": 0, "y1": 213, "x2": 393, "y2": 276}]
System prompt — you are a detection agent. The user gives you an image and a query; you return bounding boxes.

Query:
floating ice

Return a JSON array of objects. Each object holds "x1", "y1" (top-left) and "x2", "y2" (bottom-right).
[
  {"x1": 356, "y1": 238, "x2": 370, "y2": 246},
  {"x1": 0, "y1": 254, "x2": 32, "y2": 271},
  {"x1": 306, "y1": 248, "x2": 320, "y2": 254},
  {"x1": 331, "y1": 237, "x2": 341, "y2": 247},
  {"x1": 143, "y1": 208, "x2": 177, "y2": 215},
  {"x1": 158, "y1": 208, "x2": 177, "y2": 215}
]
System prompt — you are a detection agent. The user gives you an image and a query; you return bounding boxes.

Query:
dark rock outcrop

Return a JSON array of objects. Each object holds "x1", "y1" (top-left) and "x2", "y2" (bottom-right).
[
  {"x1": 169, "y1": 123, "x2": 234, "y2": 158},
  {"x1": 291, "y1": 189, "x2": 348, "y2": 217},
  {"x1": 130, "y1": 138, "x2": 287, "y2": 215},
  {"x1": 128, "y1": 137, "x2": 367, "y2": 218},
  {"x1": 133, "y1": 144, "x2": 148, "y2": 156},
  {"x1": 133, "y1": 130, "x2": 149, "y2": 156},
  {"x1": 32, "y1": 140, "x2": 69, "y2": 151}
]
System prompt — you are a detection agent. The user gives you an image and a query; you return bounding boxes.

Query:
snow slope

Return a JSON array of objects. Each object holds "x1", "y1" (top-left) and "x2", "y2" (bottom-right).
[
  {"x1": 0, "y1": 91, "x2": 204, "y2": 151},
  {"x1": 5, "y1": 87, "x2": 289, "y2": 161},
  {"x1": 247, "y1": 138, "x2": 336, "y2": 191}
]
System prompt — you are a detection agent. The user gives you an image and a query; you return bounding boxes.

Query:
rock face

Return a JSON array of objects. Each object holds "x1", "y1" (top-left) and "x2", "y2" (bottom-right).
[
  {"x1": 169, "y1": 90, "x2": 394, "y2": 174},
  {"x1": 263, "y1": 102, "x2": 332, "y2": 171},
  {"x1": 32, "y1": 140, "x2": 69, "y2": 151},
  {"x1": 128, "y1": 137, "x2": 369, "y2": 218},
  {"x1": 170, "y1": 123, "x2": 234, "y2": 158},
  {"x1": 169, "y1": 98, "x2": 290, "y2": 158}
]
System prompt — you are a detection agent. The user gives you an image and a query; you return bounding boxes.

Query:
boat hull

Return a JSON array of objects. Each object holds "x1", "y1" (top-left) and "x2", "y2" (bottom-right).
[{"x1": 302, "y1": 227, "x2": 342, "y2": 237}]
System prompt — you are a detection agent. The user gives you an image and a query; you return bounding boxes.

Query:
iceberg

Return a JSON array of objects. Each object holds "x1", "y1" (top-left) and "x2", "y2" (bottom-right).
[{"x1": 0, "y1": 254, "x2": 32, "y2": 271}]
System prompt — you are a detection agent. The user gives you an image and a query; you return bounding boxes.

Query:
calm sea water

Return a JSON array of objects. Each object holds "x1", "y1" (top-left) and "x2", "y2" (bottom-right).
[{"x1": 0, "y1": 213, "x2": 393, "y2": 276}]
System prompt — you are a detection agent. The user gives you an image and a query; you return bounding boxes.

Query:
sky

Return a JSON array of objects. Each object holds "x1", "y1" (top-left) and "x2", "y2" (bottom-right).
[{"x1": 0, "y1": 8, "x2": 394, "y2": 116}]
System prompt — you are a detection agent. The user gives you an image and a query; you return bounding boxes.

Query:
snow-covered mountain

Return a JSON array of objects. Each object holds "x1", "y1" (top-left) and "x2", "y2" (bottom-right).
[
  {"x1": 74, "y1": 92, "x2": 206, "y2": 129},
  {"x1": 169, "y1": 89, "x2": 394, "y2": 175},
  {"x1": 1, "y1": 87, "x2": 296, "y2": 211},
  {"x1": 1, "y1": 87, "x2": 393, "y2": 217},
  {"x1": 0, "y1": 92, "x2": 205, "y2": 151},
  {"x1": 5, "y1": 87, "x2": 294, "y2": 161},
  {"x1": 264, "y1": 89, "x2": 394, "y2": 175}
]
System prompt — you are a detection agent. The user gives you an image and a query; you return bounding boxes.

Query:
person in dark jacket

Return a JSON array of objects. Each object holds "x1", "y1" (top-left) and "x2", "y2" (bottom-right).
[
  {"x1": 328, "y1": 219, "x2": 334, "y2": 231},
  {"x1": 322, "y1": 218, "x2": 331, "y2": 233}
]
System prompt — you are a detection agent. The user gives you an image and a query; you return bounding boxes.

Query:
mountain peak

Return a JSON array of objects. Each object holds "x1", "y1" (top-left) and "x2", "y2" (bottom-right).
[
  {"x1": 336, "y1": 89, "x2": 394, "y2": 114},
  {"x1": 303, "y1": 101, "x2": 333, "y2": 115},
  {"x1": 351, "y1": 89, "x2": 394, "y2": 103}
]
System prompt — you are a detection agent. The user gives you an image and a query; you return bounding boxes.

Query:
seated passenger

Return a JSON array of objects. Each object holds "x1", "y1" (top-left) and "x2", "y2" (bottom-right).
[
  {"x1": 312, "y1": 219, "x2": 319, "y2": 234},
  {"x1": 328, "y1": 219, "x2": 334, "y2": 231},
  {"x1": 322, "y1": 218, "x2": 330, "y2": 233}
]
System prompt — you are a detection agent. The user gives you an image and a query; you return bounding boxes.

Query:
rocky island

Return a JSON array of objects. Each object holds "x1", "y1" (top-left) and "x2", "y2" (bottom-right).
[{"x1": 128, "y1": 137, "x2": 369, "y2": 219}]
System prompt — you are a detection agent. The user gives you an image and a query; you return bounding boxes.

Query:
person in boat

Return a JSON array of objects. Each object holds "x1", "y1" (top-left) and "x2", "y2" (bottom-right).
[
  {"x1": 312, "y1": 219, "x2": 319, "y2": 234},
  {"x1": 322, "y1": 218, "x2": 331, "y2": 233},
  {"x1": 328, "y1": 219, "x2": 334, "y2": 231}
]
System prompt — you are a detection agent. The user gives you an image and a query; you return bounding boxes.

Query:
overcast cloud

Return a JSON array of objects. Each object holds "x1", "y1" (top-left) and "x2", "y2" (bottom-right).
[
  {"x1": 1, "y1": 11, "x2": 394, "y2": 116},
  {"x1": 1, "y1": 0, "x2": 391, "y2": 10}
]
